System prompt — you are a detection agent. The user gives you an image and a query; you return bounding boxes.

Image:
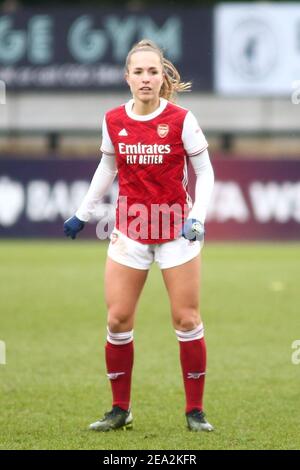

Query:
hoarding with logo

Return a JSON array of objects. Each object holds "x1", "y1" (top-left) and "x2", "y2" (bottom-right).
[
  {"x1": 214, "y1": 3, "x2": 300, "y2": 95},
  {"x1": 0, "y1": 158, "x2": 299, "y2": 240},
  {"x1": 0, "y1": 8, "x2": 212, "y2": 90}
]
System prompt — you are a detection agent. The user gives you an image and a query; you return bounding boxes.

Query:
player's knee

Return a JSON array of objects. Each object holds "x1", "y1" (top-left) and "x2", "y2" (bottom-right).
[
  {"x1": 107, "y1": 308, "x2": 132, "y2": 333},
  {"x1": 173, "y1": 308, "x2": 201, "y2": 331}
]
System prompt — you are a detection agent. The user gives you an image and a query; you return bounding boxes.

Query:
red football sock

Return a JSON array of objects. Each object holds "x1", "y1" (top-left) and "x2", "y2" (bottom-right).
[
  {"x1": 105, "y1": 340, "x2": 134, "y2": 411},
  {"x1": 179, "y1": 337, "x2": 206, "y2": 413}
]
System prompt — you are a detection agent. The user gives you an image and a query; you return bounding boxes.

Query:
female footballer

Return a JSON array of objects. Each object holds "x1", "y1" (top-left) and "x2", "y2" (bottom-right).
[{"x1": 64, "y1": 39, "x2": 215, "y2": 432}]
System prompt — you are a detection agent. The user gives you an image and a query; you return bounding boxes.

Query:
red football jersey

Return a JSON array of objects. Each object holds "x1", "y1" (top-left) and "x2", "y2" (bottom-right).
[{"x1": 101, "y1": 98, "x2": 208, "y2": 244}]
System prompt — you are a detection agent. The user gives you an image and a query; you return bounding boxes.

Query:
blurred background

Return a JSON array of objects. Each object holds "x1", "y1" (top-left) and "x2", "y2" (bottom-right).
[{"x1": 1, "y1": 0, "x2": 299, "y2": 240}]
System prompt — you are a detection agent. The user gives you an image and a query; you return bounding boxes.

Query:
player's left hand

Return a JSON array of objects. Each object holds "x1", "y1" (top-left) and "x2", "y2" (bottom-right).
[{"x1": 181, "y1": 218, "x2": 205, "y2": 242}]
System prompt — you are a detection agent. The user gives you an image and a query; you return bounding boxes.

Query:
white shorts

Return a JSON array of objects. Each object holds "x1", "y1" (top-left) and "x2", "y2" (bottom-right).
[{"x1": 107, "y1": 228, "x2": 203, "y2": 270}]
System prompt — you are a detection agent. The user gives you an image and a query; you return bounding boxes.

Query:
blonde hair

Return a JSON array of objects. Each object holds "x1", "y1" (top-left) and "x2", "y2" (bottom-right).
[{"x1": 125, "y1": 39, "x2": 191, "y2": 102}]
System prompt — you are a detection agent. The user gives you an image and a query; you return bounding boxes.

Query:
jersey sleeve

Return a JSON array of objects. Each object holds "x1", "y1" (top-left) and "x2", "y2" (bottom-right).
[
  {"x1": 75, "y1": 154, "x2": 117, "y2": 222},
  {"x1": 182, "y1": 111, "x2": 208, "y2": 157},
  {"x1": 100, "y1": 116, "x2": 115, "y2": 156},
  {"x1": 188, "y1": 149, "x2": 214, "y2": 224}
]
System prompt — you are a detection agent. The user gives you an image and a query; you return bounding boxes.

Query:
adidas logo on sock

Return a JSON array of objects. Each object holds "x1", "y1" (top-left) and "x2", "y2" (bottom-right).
[
  {"x1": 107, "y1": 372, "x2": 125, "y2": 380},
  {"x1": 118, "y1": 129, "x2": 128, "y2": 136},
  {"x1": 187, "y1": 372, "x2": 206, "y2": 379}
]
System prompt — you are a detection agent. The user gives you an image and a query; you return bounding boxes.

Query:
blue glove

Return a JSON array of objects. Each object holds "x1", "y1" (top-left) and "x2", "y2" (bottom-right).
[
  {"x1": 181, "y1": 218, "x2": 205, "y2": 242},
  {"x1": 64, "y1": 215, "x2": 85, "y2": 239}
]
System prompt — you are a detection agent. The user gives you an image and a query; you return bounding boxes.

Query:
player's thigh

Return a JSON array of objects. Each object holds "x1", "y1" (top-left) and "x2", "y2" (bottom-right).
[
  {"x1": 105, "y1": 256, "x2": 148, "y2": 321},
  {"x1": 161, "y1": 255, "x2": 201, "y2": 327}
]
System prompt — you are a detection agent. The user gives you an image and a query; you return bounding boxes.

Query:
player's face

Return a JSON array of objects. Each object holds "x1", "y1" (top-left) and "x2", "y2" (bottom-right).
[{"x1": 126, "y1": 51, "x2": 164, "y2": 105}]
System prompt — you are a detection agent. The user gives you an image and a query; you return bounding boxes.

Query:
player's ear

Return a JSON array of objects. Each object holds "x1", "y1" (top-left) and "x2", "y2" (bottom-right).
[{"x1": 125, "y1": 72, "x2": 130, "y2": 87}]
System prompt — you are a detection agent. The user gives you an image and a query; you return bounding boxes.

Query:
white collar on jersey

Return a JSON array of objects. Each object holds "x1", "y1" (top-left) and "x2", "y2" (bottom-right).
[{"x1": 125, "y1": 97, "x2": 168, "y2": 121}]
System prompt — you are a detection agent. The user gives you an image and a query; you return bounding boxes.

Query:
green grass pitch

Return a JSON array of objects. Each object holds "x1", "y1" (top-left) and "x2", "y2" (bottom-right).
[{"x1": 0, "y1": 240, "x2": 299, "y2": 450}]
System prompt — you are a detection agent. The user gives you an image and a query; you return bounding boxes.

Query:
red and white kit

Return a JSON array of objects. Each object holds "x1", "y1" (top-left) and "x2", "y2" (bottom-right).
[
  {"x1": 101, "y1": 98, "x2": 208, "y2": 244},
  {"x1": 76, "y1": 98, "x2": 214, "y2": 269}
]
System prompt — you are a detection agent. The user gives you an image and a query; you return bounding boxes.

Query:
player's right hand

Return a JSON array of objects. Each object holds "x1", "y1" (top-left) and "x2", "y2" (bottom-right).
[{"x1": 63, "y1": 215, "x2": 85, "y2": 239}]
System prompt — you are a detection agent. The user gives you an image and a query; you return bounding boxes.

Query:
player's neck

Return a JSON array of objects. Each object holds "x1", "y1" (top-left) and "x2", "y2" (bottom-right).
[{"x1": 132, "y1": 98, "x2": 160, "y2": 116}]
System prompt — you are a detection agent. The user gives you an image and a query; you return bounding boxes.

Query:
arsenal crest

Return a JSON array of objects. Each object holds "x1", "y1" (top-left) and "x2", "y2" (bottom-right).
[{"x1": 157, "y1": 124, "x2": 169, "y2": 138}]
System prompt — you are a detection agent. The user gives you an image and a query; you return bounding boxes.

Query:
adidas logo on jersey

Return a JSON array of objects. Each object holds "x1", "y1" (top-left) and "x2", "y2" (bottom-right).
[{"x1": 118, "y1": 128, "x2": 128, "y2": 136}]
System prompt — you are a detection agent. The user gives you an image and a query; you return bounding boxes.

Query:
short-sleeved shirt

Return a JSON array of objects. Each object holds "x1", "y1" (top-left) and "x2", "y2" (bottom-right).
[{"x1": 101, "y1": 98, "x2": 208, "y2": 244}]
